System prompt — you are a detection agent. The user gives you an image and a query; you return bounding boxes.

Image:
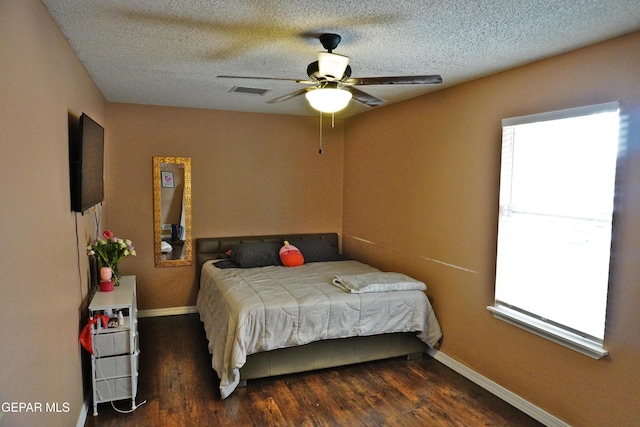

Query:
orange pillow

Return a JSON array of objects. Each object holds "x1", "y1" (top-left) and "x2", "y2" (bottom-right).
[{"x1": 279, "y1": 241, "x2": 304, "y2": 267}]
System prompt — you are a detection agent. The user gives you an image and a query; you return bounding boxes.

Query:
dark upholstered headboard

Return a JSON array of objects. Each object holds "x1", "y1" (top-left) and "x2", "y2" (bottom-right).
[{"x1": 196, "y1": 233, "x2": 340, "y2": 273}]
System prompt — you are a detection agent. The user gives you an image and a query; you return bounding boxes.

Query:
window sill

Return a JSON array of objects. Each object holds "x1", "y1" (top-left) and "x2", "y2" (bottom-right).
[{"x1": 486, "y1": 305, "x2": 608, "y2": 360}]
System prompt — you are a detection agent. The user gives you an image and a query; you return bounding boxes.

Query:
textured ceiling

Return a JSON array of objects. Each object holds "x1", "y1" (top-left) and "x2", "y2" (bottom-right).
[{"x1": 41, "y1": 0, "x2": 640, "y2": 117}]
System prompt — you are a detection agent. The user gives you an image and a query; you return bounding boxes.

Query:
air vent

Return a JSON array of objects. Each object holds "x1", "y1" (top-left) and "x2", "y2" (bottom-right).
[{"x1": 229, "y1": 86, "x2": 269, "y2": 96}]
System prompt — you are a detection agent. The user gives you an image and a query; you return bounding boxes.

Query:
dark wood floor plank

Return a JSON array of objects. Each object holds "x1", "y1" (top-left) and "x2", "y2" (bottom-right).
[{"x1": 85, "y1": 314, "x2": 543, "y2": 427}]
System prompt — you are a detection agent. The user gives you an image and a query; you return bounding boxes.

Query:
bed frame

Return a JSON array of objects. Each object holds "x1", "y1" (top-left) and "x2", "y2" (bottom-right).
[{"x1": 196, "y1": 233, "x2": 428, "y2": 383}]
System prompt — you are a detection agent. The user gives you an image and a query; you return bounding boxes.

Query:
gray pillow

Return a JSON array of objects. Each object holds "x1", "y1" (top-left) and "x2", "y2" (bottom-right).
[
  {"x1": 288, "y1": 238, "x2": 345, "y2": 263},
  {"x1": 230, "y1": 241, "x2": 283, "y2": 268}
]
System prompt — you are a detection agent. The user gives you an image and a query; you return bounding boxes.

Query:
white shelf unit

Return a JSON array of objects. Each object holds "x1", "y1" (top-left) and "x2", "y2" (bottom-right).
[{"x1": 88, "y1": 275, "x2": 139, "y2": 416}]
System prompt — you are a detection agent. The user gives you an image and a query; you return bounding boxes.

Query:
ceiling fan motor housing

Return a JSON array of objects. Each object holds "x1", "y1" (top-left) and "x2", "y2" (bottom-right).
[{"x1": 307, "y1": 61, "x2": 352, "y2": 81}]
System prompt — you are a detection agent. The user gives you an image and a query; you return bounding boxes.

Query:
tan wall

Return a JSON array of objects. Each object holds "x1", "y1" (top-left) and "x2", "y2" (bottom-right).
[
  {"x1": 105, "y1": 103, "x2": 344, "y2": 310},
  {"x1": 0, "y1": 1, "x2": 107, "y2": 426},
  {"x1": 343, "y1": 31, "x2": 640, "y2": 426}
]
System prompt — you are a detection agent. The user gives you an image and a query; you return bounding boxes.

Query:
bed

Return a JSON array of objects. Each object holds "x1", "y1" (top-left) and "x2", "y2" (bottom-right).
[{"x1": 196, "y1": 233, "x2": 442, "y2": 399}]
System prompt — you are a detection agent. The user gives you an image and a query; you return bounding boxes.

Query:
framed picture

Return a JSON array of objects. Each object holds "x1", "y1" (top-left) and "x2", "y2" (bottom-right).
[{"x1": 161, "y1": 171, "x2": 175, "y2": 188}]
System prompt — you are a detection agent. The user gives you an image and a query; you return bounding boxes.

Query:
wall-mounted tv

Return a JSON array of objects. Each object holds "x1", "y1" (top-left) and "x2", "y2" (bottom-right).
[{"x1": 70, "y1": 113, "x2": 104, "y2": 212}]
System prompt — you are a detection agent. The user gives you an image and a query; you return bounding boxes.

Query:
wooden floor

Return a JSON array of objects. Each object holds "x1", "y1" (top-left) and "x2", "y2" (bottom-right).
[{"x1": 85, "y1": 314, "x2": 543, "y2": 427}]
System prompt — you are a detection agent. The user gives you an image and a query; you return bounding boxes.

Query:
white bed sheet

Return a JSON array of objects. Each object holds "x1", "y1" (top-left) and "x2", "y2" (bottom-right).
[{"x1": 196, "y1": 260, "x2": 442, "y2": 398}]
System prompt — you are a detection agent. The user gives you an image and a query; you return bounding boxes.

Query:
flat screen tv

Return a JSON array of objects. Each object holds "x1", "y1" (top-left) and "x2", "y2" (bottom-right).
[{"x1": 70, "y1": 113, "x2": 104, "y2": 212}]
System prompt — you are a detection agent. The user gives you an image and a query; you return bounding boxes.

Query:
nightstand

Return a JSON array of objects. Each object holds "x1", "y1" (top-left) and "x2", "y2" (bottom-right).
[{"x1": 87, "y1": 275, "x2": 139, "y2": 416}]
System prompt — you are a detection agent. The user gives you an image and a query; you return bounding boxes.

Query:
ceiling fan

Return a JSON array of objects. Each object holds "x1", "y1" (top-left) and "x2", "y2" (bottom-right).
[{"x1": 218, "y1": 33, "x2": 442, "y2": 112}]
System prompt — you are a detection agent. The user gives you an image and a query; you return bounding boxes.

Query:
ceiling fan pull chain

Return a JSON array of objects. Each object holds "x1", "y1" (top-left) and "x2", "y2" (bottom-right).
[
  {"x1": 331, "y1": 112, "x2": 335, "y2": 128},
  {"x1": 319, "y1": 112, "x2": 323, "y2": 154}
]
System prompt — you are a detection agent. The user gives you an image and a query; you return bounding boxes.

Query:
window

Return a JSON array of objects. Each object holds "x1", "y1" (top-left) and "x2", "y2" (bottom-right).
[{"x1": 488, "y1": 102, "x2": 620, "y2": 359}]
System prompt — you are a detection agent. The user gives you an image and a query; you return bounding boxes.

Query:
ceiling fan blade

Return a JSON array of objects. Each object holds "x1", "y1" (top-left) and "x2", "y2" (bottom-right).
[
  {"x1": 345, "y1": 75, "x2": 443, "y2": 85},
  {"x1": 344, "y1": 87, "x2": 386, "y2": 108},
  {"x1": 218, "y1": 75, "x2": 314, "y2": 84},
  {"x1": 267, "y1": 87, "x2": 314, "y2": 104}
]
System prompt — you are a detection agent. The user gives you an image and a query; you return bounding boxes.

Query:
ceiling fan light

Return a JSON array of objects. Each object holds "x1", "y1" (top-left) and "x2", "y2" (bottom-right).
[{"x1": 305, "y1": 88, "x2": 352, "y2": 113}]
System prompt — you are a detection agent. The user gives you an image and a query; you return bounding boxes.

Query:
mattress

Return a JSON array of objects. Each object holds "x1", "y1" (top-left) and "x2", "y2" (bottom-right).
[{"x1": 196, "y1": 259, "x2": 442, "y2": 398}]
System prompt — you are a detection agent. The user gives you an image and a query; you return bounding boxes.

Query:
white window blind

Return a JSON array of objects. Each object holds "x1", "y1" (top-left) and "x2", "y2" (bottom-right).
[{"x1": 489, "y1": 102, "x2": 620, "y2": 359}]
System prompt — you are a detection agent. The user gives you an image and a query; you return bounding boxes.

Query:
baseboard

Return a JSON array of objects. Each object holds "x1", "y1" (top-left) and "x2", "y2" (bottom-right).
[
  {"x1": 138, "y1": 306, "x2": 198, "y2": 318},
  {"x1": 426, "y1": 348, "x2": 570, "y2": 427},
  {"x1": 76, "y1": 398, "x2": 89, "y2": 427}
]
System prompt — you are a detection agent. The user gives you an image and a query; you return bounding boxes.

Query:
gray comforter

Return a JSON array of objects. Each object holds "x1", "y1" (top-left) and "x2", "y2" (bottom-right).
[{"x1": 196, "y1": 260, "x2": 442, "y2": 398}]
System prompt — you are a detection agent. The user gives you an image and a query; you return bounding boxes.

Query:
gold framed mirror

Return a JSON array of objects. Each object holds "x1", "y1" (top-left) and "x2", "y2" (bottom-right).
[{"x1": 153, "y1": 156, "x2": 192, "y2": 267}]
